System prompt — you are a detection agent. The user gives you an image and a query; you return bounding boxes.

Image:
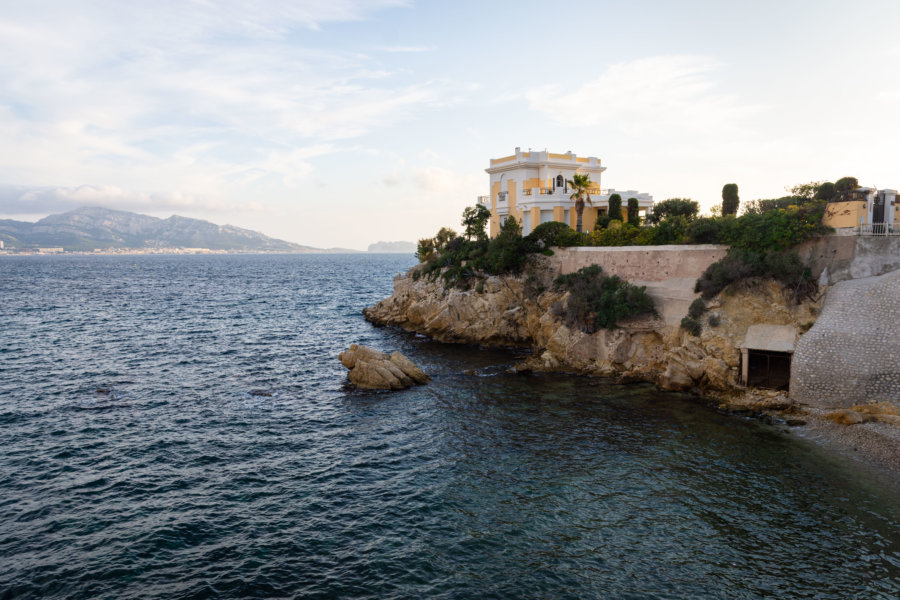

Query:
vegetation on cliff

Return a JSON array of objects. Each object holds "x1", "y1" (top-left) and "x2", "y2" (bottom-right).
[{"x1": 553, "y1": 265, "x2": 657, "y2": 332}]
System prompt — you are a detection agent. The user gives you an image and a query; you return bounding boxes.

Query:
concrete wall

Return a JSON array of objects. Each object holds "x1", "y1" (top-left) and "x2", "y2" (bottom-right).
[
  {"x1": 791, "y1": 269, "x2": 900, "y2": 408},
  {"x1": 795, "y1": 236, "x2": 900, "y2": 286},
  {"x1": 552, "y1": 245, "x2": 727, "y2": 281},
  {"x1": 550, "y1": 245, "x2": 728, "y2": 326}
]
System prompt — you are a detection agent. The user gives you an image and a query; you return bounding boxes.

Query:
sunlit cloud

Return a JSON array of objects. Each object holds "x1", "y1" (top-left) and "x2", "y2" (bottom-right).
[{"x1": 525, "y1": 55, "x2": 760, "y2": 136}]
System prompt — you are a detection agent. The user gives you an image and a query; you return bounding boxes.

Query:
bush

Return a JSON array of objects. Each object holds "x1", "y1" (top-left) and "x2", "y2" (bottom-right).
[
  {"x1": 554, "y1": 265, "x2": 657, "y2": 332},
  {"x1": 647, "y1": 198, "x2": 699, "y2": 224},
  {"x1": 694, "y1": 248, "x2": 816, "y2": 302},
  {"x1": 724, "y1": 202, "x2": 830, "y2": 251},
  {"x1": 627, "y1": 197, "x2": 639, "y2": 224},
  {"x1": 722, "y1": 183, "x2": 740, "y2": 216},
  {"x1": 593, "y1": 212, "x2": 612, "y2": 231},
  {"x1": 688, "y1": 297, "x2": 706, "y2": 319},
  {"x1": 527, "y1": 221, "x2": 584, "y2": 249},
  {"x1": 708, "y1": 313, "x2": 721, "y2": 327},
  {"x1": 687, "y1": 217, "x2": 729, "y2": 244},
  {"x1": 608, "y1": 194, "x2": 623, "y2": 222},
  {"x1": 681, "y1": 316, "x2": 702, "y2": 336}
]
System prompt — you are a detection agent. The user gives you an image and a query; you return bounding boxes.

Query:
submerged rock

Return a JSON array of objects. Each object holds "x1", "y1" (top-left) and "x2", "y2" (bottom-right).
[{"x1": 339, "y1": 344, "x2": 430, "y2": 390}]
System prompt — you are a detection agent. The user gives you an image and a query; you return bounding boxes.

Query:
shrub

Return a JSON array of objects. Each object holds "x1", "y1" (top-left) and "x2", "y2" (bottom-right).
[
  {"x1": 527, "y1": 221, "x2": 583, "y2": 249},
  {"x1": 590, "y1": 222, "x2": 642, "y2": 246},
  {"x1": 708, "y1": 313, "x2": 721, "y2": 327},
  {"x1": 608, "y1": 194, "x2": 623, "y2": 222},
  {"x1": 687, "y1": 217, "x2": 729, "y2": 244},
  {"x1": 694, "y1": 248, "x2": 816, "y2": 302},
  {"x1": 681, "y1": 316, "x2": 702, "y2": 336},
  {"x1": 627, "y1": 197, "x2": 639, "y2": 224},
  {"x1": 554, "y1": 265, "x2": 657, "y2": 332},
  {"x1": 688, "y1": 297, "x2": 706, "y2": 319},
  {"x1": 649, "y1": 215, "x2": 691, "y2": 245},
  {"x1": 647, "y1": 198, "x2": 699, "y2": 224},
  {"x1": 593, "y1": 212, "x2": 612, "y2": 231},
  {"x1": 722, "y1": 183, "x2": 740, "y2": 216}
]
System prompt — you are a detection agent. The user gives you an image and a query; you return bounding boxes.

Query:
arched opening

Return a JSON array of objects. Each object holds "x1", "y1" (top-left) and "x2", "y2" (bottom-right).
[{"x1": 556, "y1": 174, "x2": 564, "y2": 189}]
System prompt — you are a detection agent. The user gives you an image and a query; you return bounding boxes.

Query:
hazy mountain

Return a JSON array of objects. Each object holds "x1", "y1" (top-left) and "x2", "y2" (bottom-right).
[
  {"x1": 367, "y1": 241, "x2": 416, "y2": 253},
  {"x1": 0, "y1": 207, "x2": 330, "y2": 252}
]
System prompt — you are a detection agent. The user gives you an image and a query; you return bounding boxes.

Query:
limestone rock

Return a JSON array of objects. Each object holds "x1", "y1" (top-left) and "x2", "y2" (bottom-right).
[{"x1": 340, "y1": 344, "x2": 429, "y2": 390}]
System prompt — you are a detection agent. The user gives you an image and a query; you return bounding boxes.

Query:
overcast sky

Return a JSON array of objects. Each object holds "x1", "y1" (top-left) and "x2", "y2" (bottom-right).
[{"x1": 1, "y1": 1, "x2": 898, "y2": 249}]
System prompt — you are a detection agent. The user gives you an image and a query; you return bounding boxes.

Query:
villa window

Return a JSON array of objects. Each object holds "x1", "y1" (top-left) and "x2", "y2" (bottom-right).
[{"x1": 556, "y1": 175, "x2": 564, "y2": 189}]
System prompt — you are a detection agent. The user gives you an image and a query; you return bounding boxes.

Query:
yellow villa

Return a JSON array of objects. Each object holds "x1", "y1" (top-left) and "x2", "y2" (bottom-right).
[
  {"x1": 478, "y1": 147, "x2": 653, "y2": 237},
  {"x1": 821, "y1": 187, "x2": 898, "y2": 235}
]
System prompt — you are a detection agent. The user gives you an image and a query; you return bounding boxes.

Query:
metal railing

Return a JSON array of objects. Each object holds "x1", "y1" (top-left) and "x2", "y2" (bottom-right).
[{"x1": 857, "y1": 223, "x2": 899, "y2": 236}]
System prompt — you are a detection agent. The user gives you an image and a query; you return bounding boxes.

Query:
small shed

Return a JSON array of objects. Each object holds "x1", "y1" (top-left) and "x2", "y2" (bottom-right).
[{"x1": 740, "y1": 324, "x2": 798, "y2": 390}]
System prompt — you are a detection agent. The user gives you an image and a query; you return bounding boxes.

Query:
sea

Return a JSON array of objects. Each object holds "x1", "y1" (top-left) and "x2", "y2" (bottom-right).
[{"x1": 1, "y1": 253, "x2": 899, "y2": 599}]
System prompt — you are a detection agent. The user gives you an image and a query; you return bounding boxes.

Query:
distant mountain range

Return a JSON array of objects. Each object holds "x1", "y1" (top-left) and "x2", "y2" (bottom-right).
[
  {"x1": 0, "y1": 207, "x2": 355, "y2": 253},
  {"x1": 367, "y1": 241, "x2": 415, "y2": 253}
]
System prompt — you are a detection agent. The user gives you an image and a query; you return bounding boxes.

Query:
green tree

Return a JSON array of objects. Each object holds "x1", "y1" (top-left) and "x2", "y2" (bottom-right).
[
  {"x1": 646, "y1": 198, "x2": 699, "y2": 224},
  {"x1": 722, "y1": 183, "x2": 740, "y2": 216},
  {"x1": 461, "y1": 204, "x2": 491, "y2": 241},
  {"x1": 626, "y1": 197, "x2": 639, "y2": 224},
  {"x1": 566, "y1": 173, "x2": 593, "y2": 233},
  {"x1": 814, "y1": 182, "x2": 837, "y2": 202},
  {"x1": 608, "y1": 193, "x2": 623, "y2": 222},
  {"x1": 433, "y1": 227, "x2": 458, "y2": 250},
  {"x1": 834, "y1": 176, "x2": 859, "y2": 201}
]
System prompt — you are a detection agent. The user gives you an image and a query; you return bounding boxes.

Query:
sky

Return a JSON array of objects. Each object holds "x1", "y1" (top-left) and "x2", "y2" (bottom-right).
[{"x1": 1, "y1": 0, "x2": 899, "y2": 249}]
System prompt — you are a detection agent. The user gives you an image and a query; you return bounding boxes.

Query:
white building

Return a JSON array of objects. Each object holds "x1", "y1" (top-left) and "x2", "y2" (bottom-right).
[{"x1": 478, "y1": 147, "x2": 653, "y2": 236}]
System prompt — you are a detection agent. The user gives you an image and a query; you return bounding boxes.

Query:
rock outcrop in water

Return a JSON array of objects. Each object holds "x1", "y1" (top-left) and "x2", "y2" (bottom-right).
[{"x1": 339, "y1": 344, "x2": 430, "y2": 390}]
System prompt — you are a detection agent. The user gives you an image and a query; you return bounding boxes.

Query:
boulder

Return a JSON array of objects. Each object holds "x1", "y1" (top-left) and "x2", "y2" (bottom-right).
[{"x1": 340, "y1": 344, "x2": 430, "y2": 390}]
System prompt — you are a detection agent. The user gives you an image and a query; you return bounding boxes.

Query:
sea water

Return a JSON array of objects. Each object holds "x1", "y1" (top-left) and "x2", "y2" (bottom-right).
[{"x1": 1, "y1": 254, "x2": 899, "y2": 599}]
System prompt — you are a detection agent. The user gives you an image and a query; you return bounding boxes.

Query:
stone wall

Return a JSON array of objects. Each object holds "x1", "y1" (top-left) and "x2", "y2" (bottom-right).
[
  {"x1": 795, "y1": 235, "x2": 900, "y2": 286},
  {"x1": 549, "y1": 245, "x2": 728, "y2": 326},
  {"x1": 790, "y1": 269, "x2": 900, "y2": 408},
  {"x1": 552, "y1": 245, "x2": 728, "y2": 281}
]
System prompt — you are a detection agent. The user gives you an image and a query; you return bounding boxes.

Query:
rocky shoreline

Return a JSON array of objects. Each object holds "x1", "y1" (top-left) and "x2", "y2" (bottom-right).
[{"x1": 364, "y1": 260, "x2": 900, "y2": 480}]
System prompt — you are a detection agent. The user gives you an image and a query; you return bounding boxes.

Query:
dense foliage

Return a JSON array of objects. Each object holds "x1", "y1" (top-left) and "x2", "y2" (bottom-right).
[
  {"x1": 553, "y1": 265, "x2": 657, "y2": 332},
  {"x1": 461, "y1": 205, "x2": 491, "y2": 241},
  {"x1": 694, "y1": 248, "x2": 816, "y2": 302},
  {"x1": 528, "y1": 221, "x2": 585, "y2": 249},
  {"x1": 608, "y1": 194, "x2": 623, "y2": 222},
  {"x1": 627, "y1": 197, "x2": 639, "y2": 224},
  {"x1": 646, "y1": 198, "x2": 699, "y2": 225},
  {"x1": 722, "y1": 184, "x2": 739, "y2": 216}
]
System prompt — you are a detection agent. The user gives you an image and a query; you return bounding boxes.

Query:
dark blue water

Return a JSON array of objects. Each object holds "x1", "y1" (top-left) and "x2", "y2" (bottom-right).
[{"x1": 1, "y1": 254, "x2": 899, "y2": 599}]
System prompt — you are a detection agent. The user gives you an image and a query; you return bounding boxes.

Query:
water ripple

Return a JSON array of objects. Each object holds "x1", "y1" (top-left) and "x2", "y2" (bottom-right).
[{"x1": 0, "y1": 254, "x2": 899, "y2": 599}]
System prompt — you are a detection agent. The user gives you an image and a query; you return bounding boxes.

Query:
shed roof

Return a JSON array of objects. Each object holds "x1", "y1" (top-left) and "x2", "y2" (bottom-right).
[{"x1": 741, "y1": 324, "x2": 798, "y2": 353}]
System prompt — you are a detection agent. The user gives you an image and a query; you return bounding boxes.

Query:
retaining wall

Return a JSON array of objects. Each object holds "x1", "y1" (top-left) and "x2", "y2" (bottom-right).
[{"x1": 790, "y1": 269, "x2": 900, "y2": 408}]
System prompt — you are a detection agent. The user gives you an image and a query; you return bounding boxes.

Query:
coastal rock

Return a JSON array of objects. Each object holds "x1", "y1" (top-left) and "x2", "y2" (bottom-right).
[
  {"x1": 363, "y1": 262, "x2": 824, "y2": 401},
  {"x1": 339, "y1": 344, "x2": 430, "y2": 390}
]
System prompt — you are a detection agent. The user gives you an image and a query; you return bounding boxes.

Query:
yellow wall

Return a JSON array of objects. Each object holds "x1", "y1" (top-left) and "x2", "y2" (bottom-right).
[
  {"x1": 553, "y1": 206, "x2": 565, "y2": 222},
  {"x1": 489, "y1": 181, "x2": 501, "y2": 237},
  {"x1": 576, "y1": 157, "x2": 590, "y2": 163},
  {"x1": 583, "y1": 207, "x2": 599, "y2": 232},
  {"x1": 490, "y1": 155, "x2": 515, "y2": 165},
  {"x1": 823, "y1": 201, "x2": 867, "y2": 228},
  {"x1": 548, "y1": 153, "x2": 573, "y2": 160},
  {"x1": 507, "y1": 179, "x2": 517, "y2": 219}
]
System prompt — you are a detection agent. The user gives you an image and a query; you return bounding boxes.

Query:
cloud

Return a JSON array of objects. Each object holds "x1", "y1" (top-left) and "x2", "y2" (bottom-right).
[
  {"x1": 376, "y1": 45, "x2": 432, "y2": 53},
  {"x1": 0, "y1": 0, "x2": 458, "y2": 206},
  {"x1": 412, "y1": 166, "x2": 455, "y2": 192},
  {"x1": 0, "y1": 184, "x2": 241, "y2": 216},
  {"x1": 526, "y1": 55, "x2": 758, "y2": 136}
]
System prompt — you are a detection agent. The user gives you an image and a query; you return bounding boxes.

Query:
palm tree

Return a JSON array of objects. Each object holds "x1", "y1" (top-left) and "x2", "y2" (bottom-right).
[{"x1": 567, "y1": 173, "x2": 593, "y2": 233}]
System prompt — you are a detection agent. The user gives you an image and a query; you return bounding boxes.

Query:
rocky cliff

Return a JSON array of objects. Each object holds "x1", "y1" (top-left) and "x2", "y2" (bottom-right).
[{"x1": 363, "y1": 258, "x2": 822, "y2": 404}]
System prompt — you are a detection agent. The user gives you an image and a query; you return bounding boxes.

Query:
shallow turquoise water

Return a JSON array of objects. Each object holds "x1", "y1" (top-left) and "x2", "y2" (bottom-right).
[{"x1": 1, "y1": 254, "x2": 898, "y2": 599}]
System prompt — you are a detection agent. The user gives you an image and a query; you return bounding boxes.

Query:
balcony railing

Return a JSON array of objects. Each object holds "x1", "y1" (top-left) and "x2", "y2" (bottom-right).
[
  {"x1": 858, "y1": 223, "x2": 899, "y2": 236},
  {"x1": 477, "y1": 195, "x2": 490, "y2": 205}
]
